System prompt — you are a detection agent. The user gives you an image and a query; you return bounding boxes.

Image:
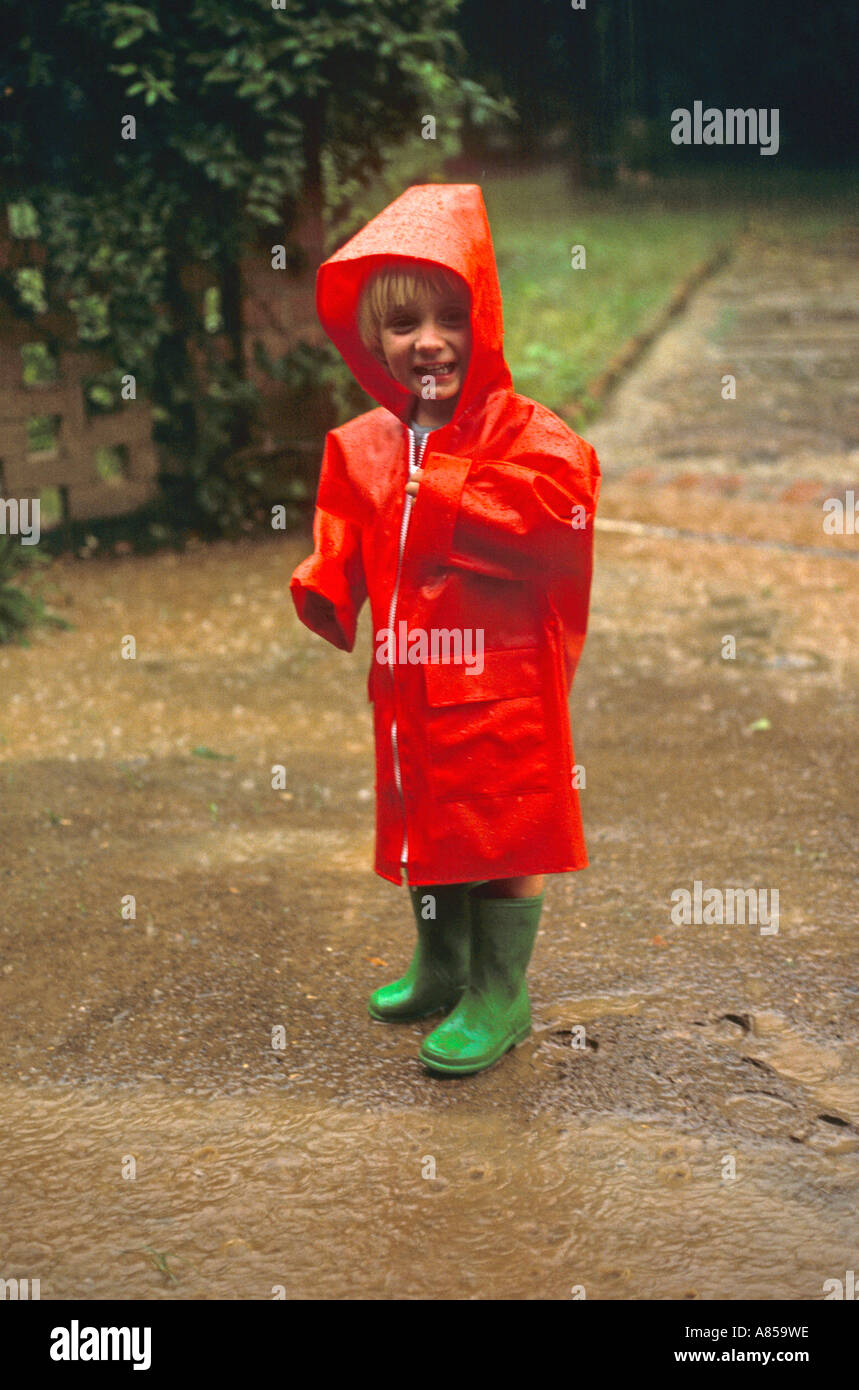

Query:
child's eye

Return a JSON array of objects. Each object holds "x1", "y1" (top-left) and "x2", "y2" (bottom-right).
[{"x1": 385, "y1": 306, "x2": 466, "y2": 332}]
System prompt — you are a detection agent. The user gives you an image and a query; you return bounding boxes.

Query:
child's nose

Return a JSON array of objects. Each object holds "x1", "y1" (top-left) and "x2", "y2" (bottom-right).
[{"x1": 415, "y1": 319, "x2": 446, "y2": 351}]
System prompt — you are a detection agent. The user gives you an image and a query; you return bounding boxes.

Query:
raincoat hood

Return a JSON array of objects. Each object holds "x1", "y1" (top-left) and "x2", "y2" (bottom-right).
[{"x1": 316, "y1": 184, "x2": 513, "y2": 424}]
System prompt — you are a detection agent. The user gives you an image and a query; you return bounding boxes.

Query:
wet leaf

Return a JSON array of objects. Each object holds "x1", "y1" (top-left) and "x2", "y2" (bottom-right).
[
  {"x1": 745, "y1": 717, "x2": 771, "y2": 733},
  {"x1": 119, "y1": 1246, "x2": 179, "y2": 1284}
]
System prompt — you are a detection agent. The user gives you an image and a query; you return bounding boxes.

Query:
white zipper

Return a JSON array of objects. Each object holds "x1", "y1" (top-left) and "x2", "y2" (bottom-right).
[{"x1": 388, "y1": 426, "x2": 429, "y2": 868}]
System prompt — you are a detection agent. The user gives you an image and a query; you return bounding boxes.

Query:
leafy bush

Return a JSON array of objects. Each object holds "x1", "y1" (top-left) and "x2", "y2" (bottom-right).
[{"x1": 0, "y1": 536, "x2": 72, "y2": 646}]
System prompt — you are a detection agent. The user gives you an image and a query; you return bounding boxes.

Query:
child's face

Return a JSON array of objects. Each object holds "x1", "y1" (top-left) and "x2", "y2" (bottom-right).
[{"x1": 378, "y1": 285, "x2": 472, "y2": 422}]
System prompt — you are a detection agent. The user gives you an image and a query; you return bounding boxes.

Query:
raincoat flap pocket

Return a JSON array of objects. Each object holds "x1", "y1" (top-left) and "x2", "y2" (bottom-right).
[{"x1": 423, "y1": 647, "x2": 542, "y2": 706}]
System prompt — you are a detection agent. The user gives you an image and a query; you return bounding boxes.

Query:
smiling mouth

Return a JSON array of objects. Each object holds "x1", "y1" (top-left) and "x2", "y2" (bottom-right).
[{"x1": 415, "y1": 362, "x2": 456, "y2": 377}]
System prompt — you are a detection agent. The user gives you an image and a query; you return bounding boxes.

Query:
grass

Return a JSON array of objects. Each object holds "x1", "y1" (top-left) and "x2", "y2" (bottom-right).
[
  {"x1": 483, "y1": 166, "x2": 742, "y2": 416},
  {"x1": 479, "y1": 164, "x2": 855, "y2": 420}
]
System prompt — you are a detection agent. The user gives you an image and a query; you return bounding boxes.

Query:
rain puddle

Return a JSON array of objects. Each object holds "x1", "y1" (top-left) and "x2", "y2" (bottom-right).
[{"x1": 1, "y1": 1079, "x2": 855, "y2": 1300}]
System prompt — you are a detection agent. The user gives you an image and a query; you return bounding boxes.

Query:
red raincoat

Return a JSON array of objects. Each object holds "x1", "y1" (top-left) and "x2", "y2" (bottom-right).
[{"x1": 290, "y1": 184, "x2": 601, "y2": 887}]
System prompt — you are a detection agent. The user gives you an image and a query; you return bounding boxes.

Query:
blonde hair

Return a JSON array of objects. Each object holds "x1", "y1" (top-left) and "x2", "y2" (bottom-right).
[{"x1": 357, "y1": 261, "x2": 468, "y2": 362}]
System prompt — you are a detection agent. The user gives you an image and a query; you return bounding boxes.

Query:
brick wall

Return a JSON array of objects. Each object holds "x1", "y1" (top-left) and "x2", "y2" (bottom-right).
[{"x1": 0, "y1": 308, "x2": 160, "y2": 526}]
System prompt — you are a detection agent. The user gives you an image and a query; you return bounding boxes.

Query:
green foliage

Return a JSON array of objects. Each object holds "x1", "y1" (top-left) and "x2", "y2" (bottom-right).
[
  {"x1": 1, "y1": 1, "x2": 507, "y2": 537},
  {"x1": 253, "y1": 338, "x2": 369, "y2": 428},
  {"x1": 7, "y1": 201, "x2": 40, "y2": 239},
  {"x1": 249, "y1": 338, "x2": 370, "y2": 525},
  {"x1": 159, "y1": 360, "x2": 265, "y2": 536},
  {"x1": 0, "y1": 535, "x2": 72, "y2": 646}
]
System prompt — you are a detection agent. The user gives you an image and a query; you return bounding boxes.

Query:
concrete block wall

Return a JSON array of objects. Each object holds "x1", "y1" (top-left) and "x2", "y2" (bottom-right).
[{"x1": 0, "y1": 312, "x2": 159, "y2": 525}]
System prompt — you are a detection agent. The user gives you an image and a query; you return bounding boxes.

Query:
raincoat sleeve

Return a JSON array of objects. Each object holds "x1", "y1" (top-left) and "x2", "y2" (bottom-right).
[
  {"x1": 411, "y1": 438, "x2": 600, "y2": 584},
  {"x1": 290, "y1": 432, "x2": 367, "y2": 652}
]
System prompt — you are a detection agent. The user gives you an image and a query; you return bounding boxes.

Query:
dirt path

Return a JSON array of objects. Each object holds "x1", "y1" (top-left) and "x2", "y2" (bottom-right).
[{"x1": 0, "y1": 221, "x2": 856, "y2": 1300}]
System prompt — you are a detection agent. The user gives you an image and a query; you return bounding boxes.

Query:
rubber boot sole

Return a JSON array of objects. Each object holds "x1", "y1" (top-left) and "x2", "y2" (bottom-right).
[
  {"x1": 419, "y1": 1018, "x2": 532, "y2": 1074},
  {"x1": 366, "y1": 984, "x2": 464, "y2": 1028}
]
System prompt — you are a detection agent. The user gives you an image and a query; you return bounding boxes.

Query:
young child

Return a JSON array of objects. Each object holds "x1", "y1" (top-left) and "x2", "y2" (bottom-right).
[{"x1": 291, "y1": 184, "x2": 600, "y2": 1075}]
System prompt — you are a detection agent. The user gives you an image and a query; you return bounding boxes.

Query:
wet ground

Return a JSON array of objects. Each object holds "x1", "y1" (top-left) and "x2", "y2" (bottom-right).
[{"x1": 0, "y1": 223, "x2": 856, "y2": 1299}]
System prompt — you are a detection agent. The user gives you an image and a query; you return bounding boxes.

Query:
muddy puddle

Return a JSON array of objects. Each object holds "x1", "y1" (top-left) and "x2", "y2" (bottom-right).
[
  {"x1": 2, "y1": 525, "x2": 858, "y2": 1299},
  {"x1": 1, "y1": 1077, "x2": 856, "y2": 1301},
  {"x1": 1, "y1": 526, "x2": 856, "y2": 1300}
]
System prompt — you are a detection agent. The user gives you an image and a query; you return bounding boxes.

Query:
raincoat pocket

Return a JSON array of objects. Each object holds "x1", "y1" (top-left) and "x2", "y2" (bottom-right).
[{"x1": 423, "y1": 648, "x2": 552, "y2": 802}]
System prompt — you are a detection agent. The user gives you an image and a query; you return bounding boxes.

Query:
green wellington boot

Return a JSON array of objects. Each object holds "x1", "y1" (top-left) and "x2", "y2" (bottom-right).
[
  {"x1": 367, "y1": 883, "x2": 470, "y2": 1022},
  {"x1": 419, "y1": 892, "x2": 544, "y2": 1074}
]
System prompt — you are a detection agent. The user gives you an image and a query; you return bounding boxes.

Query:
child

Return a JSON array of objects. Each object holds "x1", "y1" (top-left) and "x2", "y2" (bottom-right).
[{"x1": 291, "y1": 184, "x2": 600, "y2": 1075}]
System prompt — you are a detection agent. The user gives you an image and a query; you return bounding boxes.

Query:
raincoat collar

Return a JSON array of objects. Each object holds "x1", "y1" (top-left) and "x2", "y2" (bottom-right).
[{"x1": 316, "y1": 184, "x2": 513, "y2": 429}]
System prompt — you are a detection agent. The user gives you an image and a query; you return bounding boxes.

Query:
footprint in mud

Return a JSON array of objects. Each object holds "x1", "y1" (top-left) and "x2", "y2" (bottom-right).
[
  {"x1": 712, "y1": 1009, "x2": 859, "y2": 1133},
  {"x1": 706, "y1": 1010, "x2": 852, "y2": 1097},
  {"x1": 792, "y1": 1114, "x2": 859, "y2": 1154},
  {"x1": 538, "y1": 993, "x2": 644, "y2": 1057},
  {"x1": 724, "y1": 1092, "x2": 799, "y2": 1133},
  {"x1": 692, "y1": 1013, "x2": 750, "y2": 1041},
  {"x1": 722, "y1": 1012, "x2": 751, "y2": 1033}
]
